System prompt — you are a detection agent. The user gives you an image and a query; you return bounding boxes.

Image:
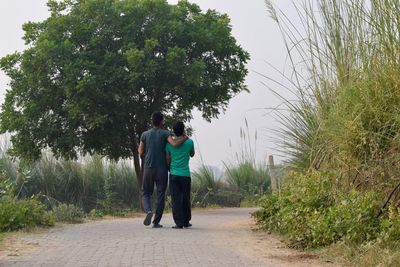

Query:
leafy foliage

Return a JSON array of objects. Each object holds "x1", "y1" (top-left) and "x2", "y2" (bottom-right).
[
  {"x1": 0, "y1": 196, "x2": 54, "y2": 232},
  {"x1": 0, "y1": 0, "x2": 249, "y2": 180},
  {"x1": 254, "y1": 171, "x2": 381, "y2": 249},
  {"x1": 379, "y1": 206, "x2": 400, "y2": 243}
]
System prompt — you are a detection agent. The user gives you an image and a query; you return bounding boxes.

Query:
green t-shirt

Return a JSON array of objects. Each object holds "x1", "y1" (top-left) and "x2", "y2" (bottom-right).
[
  {"x1": 166, "y1": 137, "x2": 194, "y2": 177},
  {"x1": 140, "y1": 127, "x2": 171, "y2": 169}
]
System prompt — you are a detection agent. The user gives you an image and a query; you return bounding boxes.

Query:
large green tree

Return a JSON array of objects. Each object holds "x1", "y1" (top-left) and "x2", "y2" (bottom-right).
[{"x1": 0, "y1": 0, "x2": 249, "y2": 188}]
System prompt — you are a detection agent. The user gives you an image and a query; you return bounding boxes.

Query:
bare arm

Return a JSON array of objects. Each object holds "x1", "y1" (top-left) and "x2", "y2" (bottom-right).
[
  {"x1": 166, "y1": 152, "x2": 171, "y2": 166},
  {"x1": 190, "y1": 141, "x2": 195, "y2": 157},
  {"x1": 138, "y1": 141, "x2": 145, "y2": 157},
  {"x1": 167, "y1": 135, "x2": 187, "y2": 148}
]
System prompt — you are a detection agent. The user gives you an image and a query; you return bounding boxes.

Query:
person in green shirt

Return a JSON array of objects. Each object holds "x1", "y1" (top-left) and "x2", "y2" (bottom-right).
[{"x1": 166, "y1": 121, "x2": 195, "y2": 229}]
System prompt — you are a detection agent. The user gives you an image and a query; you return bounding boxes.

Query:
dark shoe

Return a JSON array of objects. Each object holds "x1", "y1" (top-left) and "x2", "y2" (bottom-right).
[
  {"x1": 143, "y1": 212, "x2": 153, "y2": 226},
  {"x1": 172, "y1": 225, "x2": 183, "y2": 229},
  {"x1": 184, "y1": 223, "x2": 192, "y2": 228},
  {"x1": 152, "y1": 223, "x2": 163, "y2": 228}
]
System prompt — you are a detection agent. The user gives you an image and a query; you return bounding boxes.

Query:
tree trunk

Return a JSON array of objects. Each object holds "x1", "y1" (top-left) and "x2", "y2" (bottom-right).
[{"x1": 131, "y1": 139, "x2": 144, "y2": 211}]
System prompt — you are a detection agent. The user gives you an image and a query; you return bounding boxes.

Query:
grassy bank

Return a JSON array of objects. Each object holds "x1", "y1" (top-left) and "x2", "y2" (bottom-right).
[
  {"x1": 254, "y1": 170, "x2": 400, "y2": 266},
  {"x1": 256, "y1": 1, "x2": 400, "y2": 266}
]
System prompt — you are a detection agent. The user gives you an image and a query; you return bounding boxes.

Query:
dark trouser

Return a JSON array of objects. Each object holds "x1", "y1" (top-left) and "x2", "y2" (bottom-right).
[
  {"x1": 169, "y1": 174, "x2": 191, "y2": 227},
  {"x1": 142, "y1": 168, "x2": 168, "y2": 225}
]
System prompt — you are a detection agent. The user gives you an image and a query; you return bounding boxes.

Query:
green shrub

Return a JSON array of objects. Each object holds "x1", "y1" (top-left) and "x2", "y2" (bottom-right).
[
  {"x1": 87, "y1": 209, "x2": 104, "y2": 220},
  {"x1": 379, "y1": 206, "x2": 400, "y2": 243},
  {"x1": 254, "y1": 170, "x2": 381, "y2": 249},
  {"x1": 254, "y1": 193, "x2": 280, "y2": 228},
  {"x1": 306, "y1": 190, "x2": 380, "y2": 248},
  {"x1": 0, "y1": 196, "x2": 54, "y2": 232},
  {"x1": 0, "y1": 177, "x2": 14, "y2": 197},
  {"x1": 51, "y1": 204, "x2": 84, "y2": 223},
  {"x1": 255, "y1": 171, "x2": 337, "y2": 237}
]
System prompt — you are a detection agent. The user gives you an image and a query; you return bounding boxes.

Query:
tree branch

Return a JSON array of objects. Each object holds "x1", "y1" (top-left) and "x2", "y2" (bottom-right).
[{"x1": 376, "y1": 181, "x2": 400, "y2": 218}]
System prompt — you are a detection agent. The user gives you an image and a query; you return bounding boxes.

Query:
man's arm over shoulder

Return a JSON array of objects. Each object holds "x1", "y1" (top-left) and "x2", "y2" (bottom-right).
[{"x1": 167, "y1": 133, "x2": 187, "y2": 148}]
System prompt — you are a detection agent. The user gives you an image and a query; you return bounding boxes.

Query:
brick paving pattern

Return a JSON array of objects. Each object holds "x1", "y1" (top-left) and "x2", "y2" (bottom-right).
[{"x1": 0, "y1": 208, "x2": 335, "y2": 267}]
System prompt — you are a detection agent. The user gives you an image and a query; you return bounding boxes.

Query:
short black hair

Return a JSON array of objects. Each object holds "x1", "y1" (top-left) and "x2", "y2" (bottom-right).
[
  {"x1": 152, "y1": 111, "x2": 164, "y2": 127},
  {"x1": 173, "y1": 121, "x2": 185, "y2": 137}
]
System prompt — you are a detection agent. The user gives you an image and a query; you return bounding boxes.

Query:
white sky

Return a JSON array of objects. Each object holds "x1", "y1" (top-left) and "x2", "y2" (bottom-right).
[{"x1": 0, "y1": 0, "x2": 298, "y2": 170}]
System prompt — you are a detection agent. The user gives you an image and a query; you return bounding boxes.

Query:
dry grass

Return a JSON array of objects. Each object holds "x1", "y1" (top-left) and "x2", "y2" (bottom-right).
[{"x1": 321, "y1": 241, "x2": 400, "y2": 267}]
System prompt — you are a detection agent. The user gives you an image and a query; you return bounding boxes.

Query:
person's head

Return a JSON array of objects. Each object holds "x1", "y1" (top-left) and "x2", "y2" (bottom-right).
[
  {"x1": 173, "y1": 121, "x2": 185, "y2": 137},
  {"x1": 152, "y1": 111, "x2": 164, "y2": 127}
]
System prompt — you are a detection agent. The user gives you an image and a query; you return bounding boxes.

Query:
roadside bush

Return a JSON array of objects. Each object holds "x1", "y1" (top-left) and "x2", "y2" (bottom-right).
[
  {"x1": 321, "y1": 206, "x2": 400, "y2": 267},
  {"x1": 51, "y1": 203, "x2": 84, "y2": 223},
  {"x1": 87, "y1": 209, "x2": 104, "y2": 220},
  {"x1": 307, "y1": 190, "x2": 380, "y2": 248},
  {"x1": 254, "y1": 170, "x2": 381, "y2": 249},
  {"x1": 379, "y1": 206, "x2": 400, "y2": 243},
  {"x1": 0, "y1": 196, "x2": 54, "y2": 232},
  {"x1": 0, "y1": 177, "x2": 14, "y2": 198}
]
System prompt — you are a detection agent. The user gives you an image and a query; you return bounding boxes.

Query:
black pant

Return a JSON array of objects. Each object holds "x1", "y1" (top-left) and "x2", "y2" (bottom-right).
[
  {"x1": 142, "y1": 168, "x2": 168, "y2": 225},
  {"x1": 169, "y1": 174, "x2": 191, "y2": 227}
]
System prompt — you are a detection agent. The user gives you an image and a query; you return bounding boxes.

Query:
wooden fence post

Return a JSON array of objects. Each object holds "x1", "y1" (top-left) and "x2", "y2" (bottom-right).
[{"x1": 268, "y1": 155, "x2": 277, "y2": 194}]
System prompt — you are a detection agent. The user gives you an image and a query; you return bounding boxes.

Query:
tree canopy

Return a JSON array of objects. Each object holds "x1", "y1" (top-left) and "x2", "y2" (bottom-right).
[{"x1": 0, "y1": 0, "x2": 249, "y2": 180}]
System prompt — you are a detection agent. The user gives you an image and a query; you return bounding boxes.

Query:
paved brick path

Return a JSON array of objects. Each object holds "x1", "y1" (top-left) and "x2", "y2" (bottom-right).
[{"x1": 0, "y1": 208, "x2": 335, "y2": 267}]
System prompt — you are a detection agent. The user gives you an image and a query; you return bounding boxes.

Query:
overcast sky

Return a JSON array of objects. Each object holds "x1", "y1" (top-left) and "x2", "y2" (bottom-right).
[{"x1": 0, "y1": 0, "x2": 298, "y2": 170}]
